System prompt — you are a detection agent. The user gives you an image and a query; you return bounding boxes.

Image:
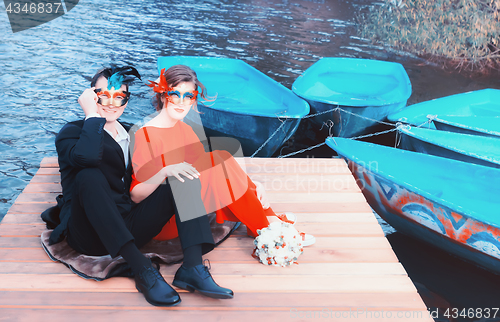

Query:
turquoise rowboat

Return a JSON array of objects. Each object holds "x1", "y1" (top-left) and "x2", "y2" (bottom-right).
[
  {"x1": 397, "y1": 125, "x2": 500, "y2": 169},
  {"x1": 432, "y1": 116, "x2": 500, "y2": 139},
  {"x1": 326, "y1": 137, "x2": 500, "y2": 275},
  {"x1": 156, "y1": 56, "x2": 310, "y2": 157},
  {"x1": 292, "y1": 57, "x2": 411, "y2": 138},
  {"x1": 388, "y1": 88, "x2": 500, "y2": 128}
]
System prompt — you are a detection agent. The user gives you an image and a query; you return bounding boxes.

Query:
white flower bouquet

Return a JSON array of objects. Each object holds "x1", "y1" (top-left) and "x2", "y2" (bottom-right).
[{"x1": 252, "y1": 221, "x2": 303, "y2": 267}]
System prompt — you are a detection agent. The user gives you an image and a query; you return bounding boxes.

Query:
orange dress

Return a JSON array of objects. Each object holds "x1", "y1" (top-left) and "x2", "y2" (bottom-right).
[{"x1": 131, "y1": 121, "x2": 275, "y2": 240}]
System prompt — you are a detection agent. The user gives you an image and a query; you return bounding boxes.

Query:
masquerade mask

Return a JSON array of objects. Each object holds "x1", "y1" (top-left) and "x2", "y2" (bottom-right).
[
  {"x1": 94, "y1": 88, "x2": 131, "y2": 107},
  {"x1": 147, "y1": 68, "x2": 199, "y2": 105},
  {"x1": 165, "y1": 89, "x2": 199, "y2": 105}
]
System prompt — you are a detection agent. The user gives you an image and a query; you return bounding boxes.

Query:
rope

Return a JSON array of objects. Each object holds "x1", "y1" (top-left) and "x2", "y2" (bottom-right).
[
  {"x1": 277, "y1": 106, "x2": 404, "y2": 158},
  {"x1": 302, "y1": 106, "x2": 339, "y2": 119},
  {"x1": 257, "y1": 104, "x2": 410, "y2": 158},
  {"x1": 277, "y1": 142, "x2": 326, "y2": 158},
  {"x1": 250, "y1": 117, "x2": 288, "y2": 158},
  {"x1": 345, "y1": 127, "x2": 398, "y2": 141},
  {"x1": 277, "y1": 128, "x2": 399, "y2": 158},
  {"x1": 336, "y1": 107, "x2": 395, "y2": 126}
]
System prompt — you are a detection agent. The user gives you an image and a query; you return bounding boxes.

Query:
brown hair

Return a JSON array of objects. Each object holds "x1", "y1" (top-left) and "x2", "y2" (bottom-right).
[{"x1": 154, "y1": 65, "x2": 211, "y2": 112}]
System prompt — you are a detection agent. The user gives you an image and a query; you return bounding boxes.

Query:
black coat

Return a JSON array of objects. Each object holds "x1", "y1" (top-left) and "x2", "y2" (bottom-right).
[{"x1": 45, "y1": 117, "x2": 132, "y2": 245}]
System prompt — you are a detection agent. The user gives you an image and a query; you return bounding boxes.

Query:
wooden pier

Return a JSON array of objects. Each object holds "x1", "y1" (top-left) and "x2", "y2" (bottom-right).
[{"x1": 0, "y1": 157, "x2": 432, "y2": 321}]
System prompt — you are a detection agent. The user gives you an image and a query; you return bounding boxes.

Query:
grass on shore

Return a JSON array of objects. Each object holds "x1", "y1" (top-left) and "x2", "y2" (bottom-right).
[{"x1": 358, "y1": 0, "x2": 500, "y2": 73}]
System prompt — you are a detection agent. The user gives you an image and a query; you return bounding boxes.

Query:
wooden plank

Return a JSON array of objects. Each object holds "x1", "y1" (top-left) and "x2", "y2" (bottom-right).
[
  {"x1": 0, "y1": 262, "x2": 75, "y2": 274},
  {"x1": 0, "y1": 274, "x2": 418, "y2": 293},
  {"x1": 242, "y1": 161, "x2": 351, "y2": 175},
  {"x1": 0, "y1": 232, "x2": 394, "y2": 249},
  {"x1": 0, "y1": 247, "x2": 398, "y2": 263},
  {"x1": 294, "y1": 223, "x2": 384, "y2": 236},
  {"x1": 245, "y1": 166, "x2": 351, "y2": 175},
  {"x1": 13, "y1": 191, "x2": 368, "y2": 203},
  {"x1": 0, "y1": 290, "x2": 431, "y2": 309},
  {"x1": 0, "y1": 224, "x2": 45, "y2": 237},
  {"x1": 0, "y1": 236, "x2": 42, "y2": 247},
  {"x1": 1, "y1": 214, "x2": 45, "y2": 224},
  {"x1": 238, "y1": 157, "x2": 343, "y2": 164},
  {"x1": 250, "y1": 174, "x2": 361, "y2": 192},
  {"x1": 0, "y1": 262, "x2": 407, "y2": 276},
  {"x1": 0, "y1": 212, "x2": 379, "y2": 225},
  {"x1": 233, "y1": 222, "x2": 384, "y2": 238},
  {"x1": 268, "y1": 192, "x2": 366, "y2": 203},
  {"x1": 6, "y1": 203, "x2": 55, "y2": 214},
  {"x1": 15, "y1": 193, "x2": 60, "y2": 203},
  {"x1": 233, "y1": 223, "x2": 384, "y2": 237},
  {"x1": 7, "y1": 200, "x2": 371, "y2": 214},
  {"x1": 216, "y1": 236, "x2": 392, "y2": 249},
  {"x1": 26, "y1": 174, "x2": 361, "y2": 195},
  {"x1": 0, "y1": 222, "x2": 383, "y2": 238},
  {"x1": 269, "y1": 202, "x2": 373, "y2": 213},
  {"x1": 29, "y1": 175, "x2": 60, "y2": 184},
  {"x1": 0, "y1": 309, "x2": 433, "y2": 322},
  {"x1": 35, "y1": 167, "x2": 60, "y2": 175},
  {"x1": 40, "y1": 157, "x2": 58, "y2": 168},
  {"x1": 35, "y1": 166, "x2": 355, "y2": 177},
  {"x1": 293, "y1": 213, "x2": 379, "y2": 223},
  {"x1": 22, "y1": 183, "x2": 62, "y2": 193},
  {"x1": 0, "y1": 213, "x2": 380, "y2": 228}
]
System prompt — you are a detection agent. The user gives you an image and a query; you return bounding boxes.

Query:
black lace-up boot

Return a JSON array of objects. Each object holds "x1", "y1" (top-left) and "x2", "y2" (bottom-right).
[
  {"x1": 172, "y1": 260, "x2": 233, "y2": 299},
  {"x1": 135, "y1": 266, "x2": 181, "y2": 306}
]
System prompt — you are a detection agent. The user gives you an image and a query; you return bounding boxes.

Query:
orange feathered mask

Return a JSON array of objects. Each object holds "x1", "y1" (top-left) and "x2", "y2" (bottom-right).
[{"x1": 147, "y1": 68, "x2": 172, "y2": 93}]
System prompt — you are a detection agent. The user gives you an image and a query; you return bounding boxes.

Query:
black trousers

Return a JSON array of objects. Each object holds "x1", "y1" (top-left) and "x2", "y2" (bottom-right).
[{"x1": 66, "y1": 168, "x2": 214, "y2": 258}]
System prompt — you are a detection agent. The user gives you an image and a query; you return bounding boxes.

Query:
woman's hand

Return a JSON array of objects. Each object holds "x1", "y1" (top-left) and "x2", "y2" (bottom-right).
[
  {"x1": 78, "y1": 87, "x2": 99, "y2": 117},
  {"x1": 254, "y1": 181, "x2": 270, "y2": 209},
  {"x1": 163, "y1": 162, "x2": 200, "y2": 183}
]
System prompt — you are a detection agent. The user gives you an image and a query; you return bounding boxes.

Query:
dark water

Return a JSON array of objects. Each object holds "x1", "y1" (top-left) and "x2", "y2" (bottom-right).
[{"x1": 2, "y1": 0, "x2": 500, "y2": 320}]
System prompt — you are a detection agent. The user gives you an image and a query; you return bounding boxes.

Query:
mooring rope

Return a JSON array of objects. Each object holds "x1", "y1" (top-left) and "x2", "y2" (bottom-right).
[
  {"x1": 274, "y1": 106, "x2": 405, "y2": 158},
  {"x1": 250, "y1": 117, "x2": 288, "y2": 158},
  {"x1": 251, "y1": 104, "x2": 419, "y2": 158},
  {"x1": 277, "y1": 142, "x2": 327, "y2": 158}
]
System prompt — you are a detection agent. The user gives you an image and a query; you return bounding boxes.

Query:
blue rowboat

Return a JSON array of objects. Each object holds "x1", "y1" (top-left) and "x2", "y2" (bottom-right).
[
  {"x1": 326, "y1": 137, "x2": 500, "y2": 275},
  {"x1": 432, "y1": 116, "x2": 500, "y2": 139},
  {"x1": 397, "y1": 125, "x2": 500, "y2": 169},
  {"x1": 156, "y1": 56, "x2": 310, "y2": 157},
  {"x1": 292, "y1": 57, "x2": 411, "y2": 138},
  {"x1": 388, "y1": 88, "x2": 500, "y2": 128}
]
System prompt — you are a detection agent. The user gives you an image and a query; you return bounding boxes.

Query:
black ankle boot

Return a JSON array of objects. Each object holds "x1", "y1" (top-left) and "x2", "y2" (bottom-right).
[
  {"x1": 172, "y1": 260, "x2": 233, "y2": 299},
  {"x1": 135, "y1": 266, "x2": 181, "y2": 306}
]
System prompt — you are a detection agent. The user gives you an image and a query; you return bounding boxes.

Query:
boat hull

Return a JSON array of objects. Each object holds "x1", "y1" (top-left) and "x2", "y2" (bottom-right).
[
  {"x1": 397, "y1": 126, "x2": 500, "y2": 169},
  {"x1": 433, "y1": 116, "x2": 500, "y2": 139},
  {"x1": 306, "y1": 100, "x2": 406, "y2": 138},
  {"x1": 350, "y1": 160, "x2": 500, "y2": 275},
  {"x1": 184, "y1": 104, "x2": 301, "y2": 157},
  {"x1": 326, "y1": 138, "x2": 500, "y2": 275},
  {"x1": 293, "y1": 57, "x2": 411, "y2": 138},
  {"x1": 388, "y1": 88, "x2": 500, "y2": 127}
]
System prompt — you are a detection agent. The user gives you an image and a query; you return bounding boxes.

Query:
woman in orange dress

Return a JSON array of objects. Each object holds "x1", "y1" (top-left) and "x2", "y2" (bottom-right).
[{"x1": 130, "y1": 65, "x2": 314, "y2": 246}]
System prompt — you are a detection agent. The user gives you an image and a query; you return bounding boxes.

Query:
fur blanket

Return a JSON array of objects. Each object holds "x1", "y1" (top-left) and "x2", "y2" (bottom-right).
[{"x1": 41, "y1": 214, "x2": 239, "y2": 281}]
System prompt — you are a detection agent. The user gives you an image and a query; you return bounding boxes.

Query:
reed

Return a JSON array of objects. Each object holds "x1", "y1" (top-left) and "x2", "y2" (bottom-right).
[{"x1": 358, "y1": 0, "x2": 500, "y2": 73}]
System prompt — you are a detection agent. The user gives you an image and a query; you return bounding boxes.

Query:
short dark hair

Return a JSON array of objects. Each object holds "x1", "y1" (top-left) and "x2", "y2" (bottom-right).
[{"x1": 91, "y1": 65, "x2": 141, "y2": 91}]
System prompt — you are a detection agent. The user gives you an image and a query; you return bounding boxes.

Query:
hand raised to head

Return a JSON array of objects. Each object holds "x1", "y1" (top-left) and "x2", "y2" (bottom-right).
[{"x1": 78, "y1": 87, "x2": 99, "y2": 117}]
